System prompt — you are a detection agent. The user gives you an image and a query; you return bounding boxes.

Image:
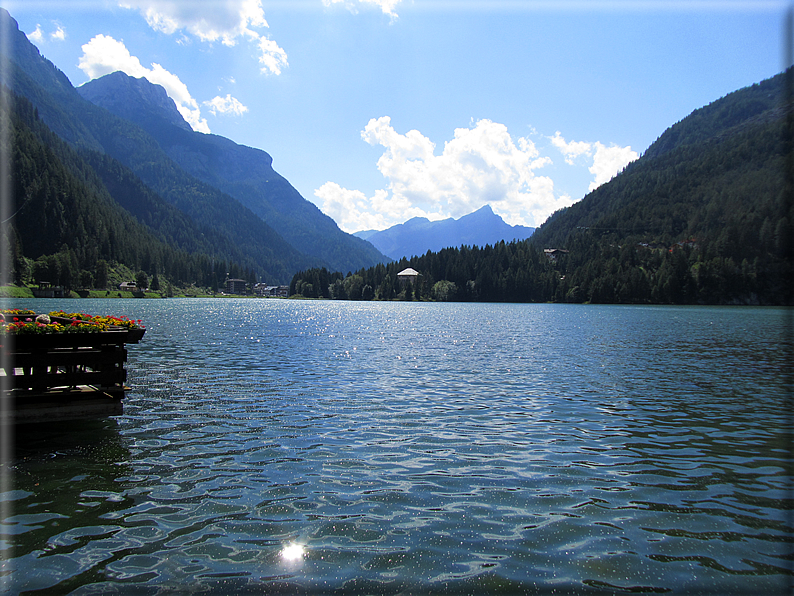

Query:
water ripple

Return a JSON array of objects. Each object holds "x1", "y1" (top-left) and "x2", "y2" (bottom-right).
[{"x1": 4, "y1": 300, "x2": 792, "y2": 594}]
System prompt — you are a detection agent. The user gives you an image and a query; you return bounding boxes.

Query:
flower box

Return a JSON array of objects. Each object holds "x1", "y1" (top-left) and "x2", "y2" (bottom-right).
[{"x1": 1, "y1": 311, "x2": 145, "y2": 422}]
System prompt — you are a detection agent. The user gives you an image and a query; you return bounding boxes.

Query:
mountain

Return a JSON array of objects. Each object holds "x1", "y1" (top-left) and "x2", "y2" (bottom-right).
[
  {"x1": 524, "y1": 69, "x2": 793, "y2": 304},
  {"x1": 77, "y1": 71, "x2": 386, "y2": 274},
  {"x1": 76, "y1": 70, "x2": 192, "y2": 133},
  {"x1": 529, "y1": 70, "x2": 790, "y2": 252},
  {"x1": 293, "y1": 69, "x2": 793, "y2": 305},
  {"x1": 353, "y1": 205, "x2": 535, "y2": 260}
]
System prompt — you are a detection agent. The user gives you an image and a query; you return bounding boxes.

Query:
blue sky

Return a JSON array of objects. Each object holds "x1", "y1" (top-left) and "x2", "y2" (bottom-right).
[{"x1": 5, "y1": 0, "x2": 790, "y2": 232}]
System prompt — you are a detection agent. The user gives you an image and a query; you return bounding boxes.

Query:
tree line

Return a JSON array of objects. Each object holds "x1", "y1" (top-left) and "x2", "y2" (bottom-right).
[
  {"x1": 290, "y1": 229, "x2": 790, "y2": 306},
  {"x1": 290, "y1": 241, "x2": 558, "y2": 303}
]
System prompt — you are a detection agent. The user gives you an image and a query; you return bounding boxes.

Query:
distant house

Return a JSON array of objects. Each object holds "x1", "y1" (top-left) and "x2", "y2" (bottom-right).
[
  {"x1": 33, "y1": 282, "x2": 65, "y2": 298},
  {"x1": 119, "y1": 281, "x2": 137, "y2": 291},
  {"x1": 543, "y1": 249, "x2": 569, "y2": 262},
  {"x1": 637, "y1": 242, "x2": 667, "y2": 250},
  {"x1": 253, "y1": 284, "x2": 290, "y2": 297},
  {"x1": 397, "y1": 268, "x2": 420, "y2": 286},
  {"x1": 674, "y1": 238, "x2": 699, "y2": 251},
  {"x1": 226, "y1": 278, "x2": 247, "y2": 295}
]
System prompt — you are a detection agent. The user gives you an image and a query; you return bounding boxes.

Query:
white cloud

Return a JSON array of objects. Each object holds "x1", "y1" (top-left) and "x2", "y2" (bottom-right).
[
  {"x1": 78, "y1": 34, "x2": 210, "y2": 133},
  {"x1": 550, "y1": 131, "x2": 590, "y2": 165},
  {"x1": 322, "y1": 0, "x2": 402, "y2": 19},
  {"x1": 316, "y1": 117, "x2": 573, "y2": 232},
  {"x1": 256, "y1": 36, "x2": 289, "y2": 76},
  {"x1": 119, "y1": 0, "x2": 267, "y2": 41},
  {"x1": 314, "y1": 183, "x2": 425, "y2": 233},
  {"x1": 204, "y1": 94, "x2": 248, "y2": 117},
  {"x1": 27, "y1": 23, "x2": 66, "y2": 43},
  {"x1": 27, "y1": 25, "x2": 44, "y2": 43},
  {"x1": 550, "y1": 132, "x2": 638, "y2": 191},
  {"x1": 588, "y1": 142, "x2": 638, "y2": 191},
  {"x1": 51, "y1": 25, "x2": 66, "y2": 41},
  {"x1": 119, "y1": 0, "x2": 288, "y2": 75}
]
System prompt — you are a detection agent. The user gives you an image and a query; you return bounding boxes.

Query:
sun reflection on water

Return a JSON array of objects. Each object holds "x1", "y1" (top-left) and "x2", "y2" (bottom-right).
[{"x1": 281, "y1": 542, "x2": 306, "y2": 565}]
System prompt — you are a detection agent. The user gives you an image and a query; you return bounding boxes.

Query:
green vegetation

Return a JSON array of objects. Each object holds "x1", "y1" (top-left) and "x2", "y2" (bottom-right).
[
  {"x1": 0, "y1": 285, "x2": 34, "y2": 298},
  {"x1": 530, "y1": 69, "x2": 792, "y2": 305}
]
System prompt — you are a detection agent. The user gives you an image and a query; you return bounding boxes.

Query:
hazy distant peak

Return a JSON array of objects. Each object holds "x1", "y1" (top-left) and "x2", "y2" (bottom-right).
[
  {"x1": 471, "y1": 204, "x2": 495, "y2": 215},
  {"x1": 78, "y1": 71, "x2": 192, "y2": 132},
  {"x1": 355, "y1": 204, "x2": 534, "y2": 260}
]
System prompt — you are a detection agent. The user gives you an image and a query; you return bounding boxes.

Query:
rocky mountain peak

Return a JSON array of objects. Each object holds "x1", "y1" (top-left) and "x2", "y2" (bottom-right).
[{"x1": 77, "y1": 71, "x2": 192, "y2": 132}]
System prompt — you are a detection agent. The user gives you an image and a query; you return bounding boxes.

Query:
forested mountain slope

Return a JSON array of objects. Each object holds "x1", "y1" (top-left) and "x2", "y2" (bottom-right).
[
  {"x1": 526, "y1": 69, "x2": 792, "y2": 304},
  {"x1": 642, "y1": 74, "x2": 786, "y2": 161},
  {"x1": 5, "y1": 92, "x2": 247, "y2": 289},
  {"x1": 532, "y1": 72, "x2": 789, "y2": 250}
]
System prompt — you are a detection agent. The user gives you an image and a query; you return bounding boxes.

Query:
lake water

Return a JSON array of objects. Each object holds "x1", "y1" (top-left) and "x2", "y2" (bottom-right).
[{"x1": 1, "y1": 299, "x2": 792, "y2": 594}]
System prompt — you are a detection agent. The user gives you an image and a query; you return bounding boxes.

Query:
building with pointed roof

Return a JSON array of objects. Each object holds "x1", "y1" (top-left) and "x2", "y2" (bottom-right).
[{"x1": 397, "y1": 268, "x2": 420, "y2": 286}]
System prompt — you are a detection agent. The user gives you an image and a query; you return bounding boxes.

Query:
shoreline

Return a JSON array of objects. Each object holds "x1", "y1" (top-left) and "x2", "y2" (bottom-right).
[{"x1": 0, "y1": 286, "x2": 266, "y2": 299}]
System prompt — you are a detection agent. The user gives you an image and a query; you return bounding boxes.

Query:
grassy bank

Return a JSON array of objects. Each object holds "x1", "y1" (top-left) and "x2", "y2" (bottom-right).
[
  {"x1": 84, "y1": 290, "x2": 167, "y2": 298},
  {"x1": 0, "y1": 286, "x2": 34, "y2": 298}
]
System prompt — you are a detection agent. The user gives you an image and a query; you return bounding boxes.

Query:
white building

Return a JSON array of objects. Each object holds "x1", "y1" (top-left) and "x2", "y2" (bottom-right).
[{"x1": 397, "y1": 268, "x2": 420, "y2": 286}]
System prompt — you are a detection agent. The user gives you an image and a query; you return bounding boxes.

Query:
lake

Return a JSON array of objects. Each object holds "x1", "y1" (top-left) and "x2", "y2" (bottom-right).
[{"x1": 2, "y1": 299, "x2": 792, "y2": 594}]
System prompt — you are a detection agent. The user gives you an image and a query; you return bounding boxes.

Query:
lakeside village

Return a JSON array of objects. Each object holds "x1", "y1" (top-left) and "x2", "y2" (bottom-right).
[
  {"x1": 6, "y1": 269, "x2": 426, "y2": 300},
  {"x1": 6, "y1": 277, "x2": 291, "y2": 300},
  {"x1": 117, "y1": 278, "x2": 290, "y2": 299}
]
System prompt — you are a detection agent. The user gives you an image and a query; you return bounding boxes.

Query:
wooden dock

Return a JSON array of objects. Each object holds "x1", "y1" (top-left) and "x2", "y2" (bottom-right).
[{"x1": 1, "y1": 317, "x2": 145, "y2": 424}]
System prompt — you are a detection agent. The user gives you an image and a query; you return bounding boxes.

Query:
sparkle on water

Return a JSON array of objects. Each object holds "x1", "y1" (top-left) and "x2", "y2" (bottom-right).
[{"x1": 281, "y1": 542, "x2": 305, "y2": 562}]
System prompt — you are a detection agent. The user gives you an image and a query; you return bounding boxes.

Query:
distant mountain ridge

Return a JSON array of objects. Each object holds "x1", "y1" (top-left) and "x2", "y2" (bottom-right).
[
  {"x1": 77, "y1": 72, "x2": 385, "y2": 274},
  {"x1": 354, "y1": 205, "x2": 535, "y2": 260}
]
